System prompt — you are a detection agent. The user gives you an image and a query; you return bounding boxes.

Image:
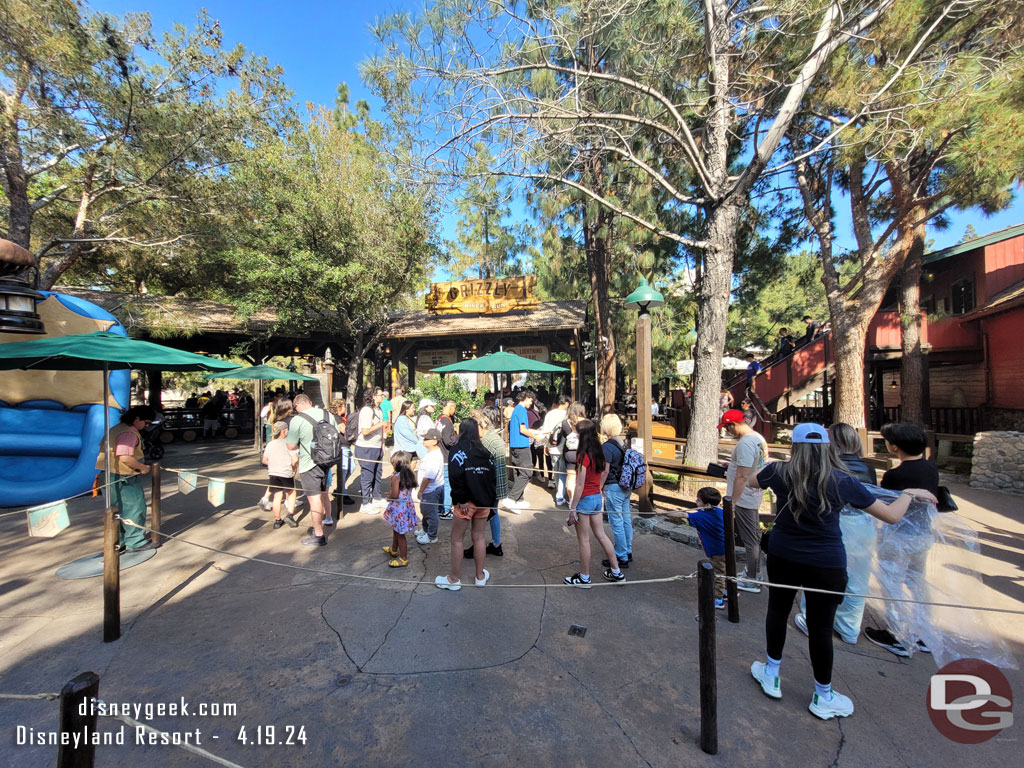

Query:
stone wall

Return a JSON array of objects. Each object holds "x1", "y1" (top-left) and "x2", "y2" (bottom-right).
[{"x1": 970, "y1": 431, "x2": 1024, "y2": 494}]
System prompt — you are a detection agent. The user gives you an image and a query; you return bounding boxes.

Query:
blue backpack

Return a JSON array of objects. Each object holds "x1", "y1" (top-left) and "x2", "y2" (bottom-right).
[{"x1": 617, "y1": 443, "x2": 648, "y2": 490}]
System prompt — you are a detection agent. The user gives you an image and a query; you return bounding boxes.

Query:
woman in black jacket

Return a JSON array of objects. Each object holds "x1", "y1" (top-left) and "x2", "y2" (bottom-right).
[{"x1": 435, "y1": 419, "x2": 498, "y2": 591}]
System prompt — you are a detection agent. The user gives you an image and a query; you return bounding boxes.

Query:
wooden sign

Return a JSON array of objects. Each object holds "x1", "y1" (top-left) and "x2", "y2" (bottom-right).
[
  {"x1": 416, "y1": 349, "x2": 458, "y2": 371},
  {"x1": 425, "y1": 276, "x2": 537, "y2": 314},
  {"x1": 505, "y1": 345, "x2": 550, "y2": 362}
]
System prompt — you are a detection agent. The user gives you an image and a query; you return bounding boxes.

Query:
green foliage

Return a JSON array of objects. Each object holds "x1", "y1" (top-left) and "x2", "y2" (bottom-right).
[
  {"x1": 408, "y1": 376, "x2": 483, "y2": 423},
  {"x1": 0, "y1": 0, "x2": 293, "y2": 288}
]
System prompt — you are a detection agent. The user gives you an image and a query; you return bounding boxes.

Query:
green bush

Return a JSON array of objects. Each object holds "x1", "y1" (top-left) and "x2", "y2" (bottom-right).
[{"x1": 409, "y1": 376, "x2": 484, "y2": 424}]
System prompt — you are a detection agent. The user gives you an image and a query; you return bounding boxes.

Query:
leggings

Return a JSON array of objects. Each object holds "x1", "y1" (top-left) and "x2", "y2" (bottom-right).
[{"x1": 765, "y1": 553, "x2": 847, "y2": 685}]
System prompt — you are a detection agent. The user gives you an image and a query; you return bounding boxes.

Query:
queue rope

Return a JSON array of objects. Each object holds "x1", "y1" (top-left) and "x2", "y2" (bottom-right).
[
  {"x1": 118, "y1": 518, "x2": 693, "y2": 589},
  {"x1": 102, "y1": 708, "x2": 247, "y2": 768},
  {"x1": 720, "y1": 575, "x2": 1024, "y2": 616},
  {"x1": 120, "y1": 517, "x2": 1024, "y2": 613},
  {"x1": 0, "y1": 478, "x2": 131, "y2": 520},
  {"x1": 0, "y1": 692, "x2": 61, "y2": 701}
]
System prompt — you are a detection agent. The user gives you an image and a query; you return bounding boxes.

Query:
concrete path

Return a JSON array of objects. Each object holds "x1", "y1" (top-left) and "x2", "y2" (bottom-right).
[{"x1": 1, "y1": 441, "x2": 1021, "y2": 767}]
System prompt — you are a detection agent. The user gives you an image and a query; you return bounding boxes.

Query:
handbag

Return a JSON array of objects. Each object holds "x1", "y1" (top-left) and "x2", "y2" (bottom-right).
[{"x1": 936, "y1": 485, "x2": 958, "y2": 512}]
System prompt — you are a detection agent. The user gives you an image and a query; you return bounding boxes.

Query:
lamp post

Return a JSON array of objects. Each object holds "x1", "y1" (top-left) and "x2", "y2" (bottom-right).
[
  {"x1": 0, "y1": 239, "x2": 45, "y2": 334},
  {"x1": 625, "y1": 277, "x2": 664, "y2": 515}
]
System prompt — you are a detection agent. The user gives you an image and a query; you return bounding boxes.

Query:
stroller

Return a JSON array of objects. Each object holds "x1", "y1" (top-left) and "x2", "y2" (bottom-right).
[{"x1": 141, "y1": 416, "x2": 166, "y2": 461}]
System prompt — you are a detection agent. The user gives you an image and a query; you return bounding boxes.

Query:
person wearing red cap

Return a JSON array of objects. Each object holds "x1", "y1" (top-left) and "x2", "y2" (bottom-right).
[{"x1": 720, "y1": 408, "x2": 767, "y2": 592}]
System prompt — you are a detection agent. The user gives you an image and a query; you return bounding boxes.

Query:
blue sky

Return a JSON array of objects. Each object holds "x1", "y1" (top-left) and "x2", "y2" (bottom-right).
[{"x1": 92, "y1": 0, "x2": 1024, "y2": 267}]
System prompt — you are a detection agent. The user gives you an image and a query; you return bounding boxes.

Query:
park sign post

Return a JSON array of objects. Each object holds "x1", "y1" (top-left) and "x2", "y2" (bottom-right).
[{"x1": 425, "y1": 276, "x2": 538, "y2": 314}]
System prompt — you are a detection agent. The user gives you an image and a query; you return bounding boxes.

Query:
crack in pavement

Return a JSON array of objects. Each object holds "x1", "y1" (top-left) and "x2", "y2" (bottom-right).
[
  {"x1": 361, "y1": 580, "x2": 420, "y2": 671},
  {"x1": 536, "y1": 646, "x2": 653, "y2": 768},
  {"x1": 829, "y1": 718, "x2": 846, "y2": 768}
]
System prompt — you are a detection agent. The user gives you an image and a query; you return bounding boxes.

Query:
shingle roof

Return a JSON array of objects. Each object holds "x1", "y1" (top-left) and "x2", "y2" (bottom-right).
[
  {"x1": 961, "y1": 277, "x2": 1024, "y2": 320},
  {"x1": 386, "y1": 300, "x2": 586, "y2": 338}
]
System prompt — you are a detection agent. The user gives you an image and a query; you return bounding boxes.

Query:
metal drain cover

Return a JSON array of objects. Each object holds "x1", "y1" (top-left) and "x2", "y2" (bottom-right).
[{"x1": 568, "y1": 624, "x2": 587, "y2": 637}]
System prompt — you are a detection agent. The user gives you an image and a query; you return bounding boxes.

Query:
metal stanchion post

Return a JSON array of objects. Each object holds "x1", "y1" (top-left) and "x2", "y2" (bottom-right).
[
  {"x1": 723, "y1": 497, "x2": 739, "y2": 623},
  {"x1": 103, "y1": 505, "x2": 120, "y2": 643},
  {"x1": 57, "y1": 671, "x2": 100, "y2": 768},
  {"x1": 698, "y1": 560, "x2": 718, "y2": 756},
  {"x1": 150, "y1": 462, "x2": 161, "y2": 549}
]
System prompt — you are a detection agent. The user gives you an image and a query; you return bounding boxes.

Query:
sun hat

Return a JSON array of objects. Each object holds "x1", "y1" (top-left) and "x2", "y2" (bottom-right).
[
  {"x1": 418, "y1": 398, "x2": 436, "y2": 409},
  {"x1": 717, "y1": 409, "x2": 745, "y2": 429},
  {"x1": 791, "y1": 423, "x2": 829, "y2": 444}
]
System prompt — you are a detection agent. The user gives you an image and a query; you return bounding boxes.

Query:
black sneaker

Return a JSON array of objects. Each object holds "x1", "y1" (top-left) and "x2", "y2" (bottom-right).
[
  {"x1": 284, "y1": 514, "x2": 298, "y2": 528},
  {"x1": 438, "y1": 510, "x2": 454, "y2": 520},
  {"x1": 126, "y1": 541, "x2": 157, "y2": 553},
  {"x1": 486, "y1": 543, "x2": 503, "y2": 557},
  {"x1": 916, "y1": 639, "x2": 932, "y2": 654},
  {"x1": 564, "y1": 572, "x2": 592, "y2": 588},
  {"x1": 602, "y1": 558, "x2": 629, "y2": 570},
  {"x1": 602, "y1": 569, "x2": 626, "y2": 583},
  {"x1": 301, "y1": 534, "x2": 326, "y2": 547},
  {"x1": 463, "y1": 546, "x2": 475, "y2": 560},
  {"x1": 864, "y1": 627, "x2": 910, "y2": 657},
  {"x1": 273, "y1": 519, "x2": 284, "y2": 529}
]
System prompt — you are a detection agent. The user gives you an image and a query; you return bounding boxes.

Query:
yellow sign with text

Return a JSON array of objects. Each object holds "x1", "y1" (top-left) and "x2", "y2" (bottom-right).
[{"x1": 425, "y1": 276, "x2": 537, "y2": 314}]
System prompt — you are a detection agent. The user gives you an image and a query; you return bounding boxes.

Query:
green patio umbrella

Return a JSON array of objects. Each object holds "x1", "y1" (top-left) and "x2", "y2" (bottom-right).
[
  {"x1": 430, "y1": 350, "x2": 568, "y2": 374},
  {"x1": 0, "y1": 330, "x2": 237, "y2": 503},
  {"x1": 203, "y1": 364, "x2": 318, "y2": 451}
]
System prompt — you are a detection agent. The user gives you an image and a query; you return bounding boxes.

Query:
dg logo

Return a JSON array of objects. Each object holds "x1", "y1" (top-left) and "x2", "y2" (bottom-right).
[{"x1": 928, "y1": 658, "x2": 1014, "y2": 744}]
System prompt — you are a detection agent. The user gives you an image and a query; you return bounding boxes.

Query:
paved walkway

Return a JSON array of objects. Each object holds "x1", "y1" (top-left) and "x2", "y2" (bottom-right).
[{"x1": 0, "y1": 441, "x2": 1021, "y2": 767}]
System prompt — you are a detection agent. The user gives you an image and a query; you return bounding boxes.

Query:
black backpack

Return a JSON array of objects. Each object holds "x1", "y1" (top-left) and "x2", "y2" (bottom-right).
[
  {"x1": 345, "y1": 414, "x2": 360, "y2": 444},
  {"x1": 299, "y1": 411, "x2": 343, "y2": 467}
]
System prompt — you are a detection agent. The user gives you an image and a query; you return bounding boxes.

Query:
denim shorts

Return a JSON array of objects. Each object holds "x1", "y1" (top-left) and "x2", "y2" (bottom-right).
[{"x1": 576, "y1": 493, "x2": 603, "y2": 514}]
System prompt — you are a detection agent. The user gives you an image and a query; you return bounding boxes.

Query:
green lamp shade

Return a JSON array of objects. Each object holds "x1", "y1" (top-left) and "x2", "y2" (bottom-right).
[{"x1": 624, "y1": 278, "x2": 664, "y2": 311}]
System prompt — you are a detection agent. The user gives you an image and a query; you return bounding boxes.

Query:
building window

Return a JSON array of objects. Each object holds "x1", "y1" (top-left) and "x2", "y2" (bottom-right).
[
  {"x1": 950, "y1": 277, "x2": 975, "y2": 315},
  {"x1": 922, "y1": 294, "x2": 936, "y2": 315}
]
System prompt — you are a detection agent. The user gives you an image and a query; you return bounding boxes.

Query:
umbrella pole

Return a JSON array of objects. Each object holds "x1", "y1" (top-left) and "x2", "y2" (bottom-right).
[
  {"x1": 103, "y1": 363, "x2": 112, "y2": 505},
  {"x1": 254, "y1": 380, "x2": 262, "y2": 452}
]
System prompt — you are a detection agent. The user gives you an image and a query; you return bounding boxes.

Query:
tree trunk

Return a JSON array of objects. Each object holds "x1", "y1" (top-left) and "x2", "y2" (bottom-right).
[
  {"x1": 830, "y1": 314, "x2": 869, "y2": 428},
  {"x1": 39, "y1": 168, "x2": 93, "y2": 288},
  {"x1": 898, "y1": 211, "x2": 927, "y2": 426},
  {"x1": 585, "y1": 203, "x2": 617, "y2": 408},
  {"x1": 683, "y1": 202, "x2": 739, "y2": 466},
  {"x1": 345, "y1": 332, "x2": 364, "y2": 410}
]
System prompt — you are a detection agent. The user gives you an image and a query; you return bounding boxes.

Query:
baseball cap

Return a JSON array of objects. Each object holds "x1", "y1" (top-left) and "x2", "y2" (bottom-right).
[
  {"x1": 422, "y1": 428, "x2": 441, "y2": 441},
  {"x1": 791, "y1": 423, "x2": 829, "y2": 444},
  {"x1": 418, "y1": 398, "x2": 436, "y2": 409},
  {"x1": 272, "y1": 420, "x2": 288, "y2": 435},
  {"x1": 501, "y1": 397, "x2": 515, "y2": 407},
  {"x1": 717, "y1": 409, "x2": 745, "y2": 429}
]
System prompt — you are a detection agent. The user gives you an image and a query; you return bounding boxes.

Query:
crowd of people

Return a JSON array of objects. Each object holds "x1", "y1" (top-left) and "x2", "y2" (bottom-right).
[{"x1": 101, "y1": 374, "x2": 945, "y2": 723}]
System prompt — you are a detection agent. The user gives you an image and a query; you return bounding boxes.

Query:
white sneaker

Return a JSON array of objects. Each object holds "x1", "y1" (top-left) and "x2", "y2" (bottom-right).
[
  {"x1": 505, "y1": 500, "x2": 523, "y2": 515},
  {"x1": 794, "y1": 613, "x2": 809, "y2": 638},
  {"x1": 499, "y1": 498, "x2": 517, "y2": 510},
  {"x1": 257, "y1": 498, "x2": 271, "y2": 511},
  {"x1": 736, "y1": 579, "x2": 761, "y2": 593},
  {"x1": 515, "y1": 499, "x2": 531, "y2": 510},
  {"x1": 750, "y1": 661, "x2": 782, "y2": 699},
  {"x1": 475, "y1": 569, "x2": 490, "y2": 587},
  {"x1": 809, "y1": 690, "x2": 854, "y2": 720},
  {"x1": 416, "y1": 531, "x2": 431, "y2": 545},
  {"x1": 434, "y1": 575, "x2": 461, "y2": 591}
]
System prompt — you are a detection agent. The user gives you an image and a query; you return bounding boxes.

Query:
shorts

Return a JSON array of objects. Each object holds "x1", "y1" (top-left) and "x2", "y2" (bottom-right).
[
  {"x1": 299, "y1": 465, "x2": 328, "y2": 495},
  {"x1": 453, "y1": 502, "x2": 491, "y2": 520},
  {"x1": 268, "y1": 475, "x2": 294, "y2": 491},
  {"x1": 576, "y1": 493, "x2": 603, "y2": 514}
]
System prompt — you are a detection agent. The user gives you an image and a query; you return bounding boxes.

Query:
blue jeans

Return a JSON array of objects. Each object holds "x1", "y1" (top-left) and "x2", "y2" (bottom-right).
[
  {"x1": 552, "y1": 453, "x2": 566, "y2": 503},
  {"x1": 577, "y1": 493, "x2": 603, "y2": 514},
  {"x1": 603, "y1": 483, "x2": 633, "y2": 560},
  {"x1": 799, "y1": 510, "x2": 876, "y2": 643},
  {"x1": 354, "y1": 444, "x2": 384, "y2": 503},
  {"x1": 489, "y1": 512, "x2": 501, "y2": 547},
  {"x1": 420, "y1": 487, "x2": 442, "y2": 539}
]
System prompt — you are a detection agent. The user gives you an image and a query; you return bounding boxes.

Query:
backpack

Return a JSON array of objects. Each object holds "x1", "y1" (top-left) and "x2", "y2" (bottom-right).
[
  {"x1": 565, "y1": 426, "x2": 580, "y2": 452},
  {"x1": 618, "y1": 444, "x2": 648, "y2": 490},
  {"x1": 345, "y1": 414, "x2": 360, "y2": 444},
  {"x1": 299, "y1": 411, "x2": 343, "y2": 467}
]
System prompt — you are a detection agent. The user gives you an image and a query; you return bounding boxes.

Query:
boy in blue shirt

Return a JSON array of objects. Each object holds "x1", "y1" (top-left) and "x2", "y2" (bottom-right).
[{"x1": 688, "y1": 487, "x2": 727, "y2": 609}]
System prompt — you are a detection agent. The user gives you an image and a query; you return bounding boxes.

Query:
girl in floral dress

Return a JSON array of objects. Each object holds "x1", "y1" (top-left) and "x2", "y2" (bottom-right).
[{"x1": 383, "y1": 451, "x2": 418, "y2": 567}]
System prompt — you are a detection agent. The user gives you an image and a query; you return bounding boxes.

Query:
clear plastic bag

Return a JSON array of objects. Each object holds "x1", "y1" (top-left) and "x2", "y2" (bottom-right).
[{"x1": 868, "y1": 485, "x2": 1017, "y2": 670}]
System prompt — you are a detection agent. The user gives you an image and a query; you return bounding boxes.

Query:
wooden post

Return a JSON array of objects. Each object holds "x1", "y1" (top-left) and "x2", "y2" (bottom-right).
[
  {"x1": 636, "y1": 310, "x2": 654, "y2": 515},
  {"x1": 56, "y1": 671, "x2": 100, "y2": 768},
  {"x1": 722, "y1": 498, "x2": 739, "y2": 623},
  {"x1": 697, "y1": 560, "x2": 718, "y2": 755},
  {"x1": 147, "y1": 370, "x2": 162, "y2": 410},
  {"x1": 103, "y1": 506, "x2": 120, "y2": 642},
  {"x1": 150, "y1": 462, "x2": 161, "y2": 549}
]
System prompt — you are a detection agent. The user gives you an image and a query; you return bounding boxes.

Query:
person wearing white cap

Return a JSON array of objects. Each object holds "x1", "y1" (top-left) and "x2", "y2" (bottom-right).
[
  {"x1": 415, "y1": 398, "x2": 436, "y2": 445},
  {"x1": 743, "y1": 423, "x2": 937, "y2": 721}
]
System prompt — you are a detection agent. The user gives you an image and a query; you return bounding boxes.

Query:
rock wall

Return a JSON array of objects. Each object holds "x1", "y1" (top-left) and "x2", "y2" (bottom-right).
[{"x1": 970, "y1": 431, "x2": 1024, "y2": 494}]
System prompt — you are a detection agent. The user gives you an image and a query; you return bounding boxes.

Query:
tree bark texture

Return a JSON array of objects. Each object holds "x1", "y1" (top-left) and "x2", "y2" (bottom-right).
[
  {"x1": 585, "y1": 203, "x2": 617, "y2": 409},
  {"x1": 830, "y1": 316, "x2": 869, "y2": 428},
  {"x1": 898, "y1": 209, "x2": 927, "y2": 426}
]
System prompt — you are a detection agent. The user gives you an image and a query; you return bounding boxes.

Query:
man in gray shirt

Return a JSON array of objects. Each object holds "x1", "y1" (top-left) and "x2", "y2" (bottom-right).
[
  {"x1": 721, "y1": 408, "x2": 767, "y2": 592},
  {"x1": 355, "y1": 386, "x2": 389, "y2": 513}
]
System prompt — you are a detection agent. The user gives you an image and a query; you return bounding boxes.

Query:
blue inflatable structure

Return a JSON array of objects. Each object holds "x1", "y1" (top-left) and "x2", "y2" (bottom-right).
[{"x1": 0, "y1": 292, "x2": 129, "y2": 508}]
